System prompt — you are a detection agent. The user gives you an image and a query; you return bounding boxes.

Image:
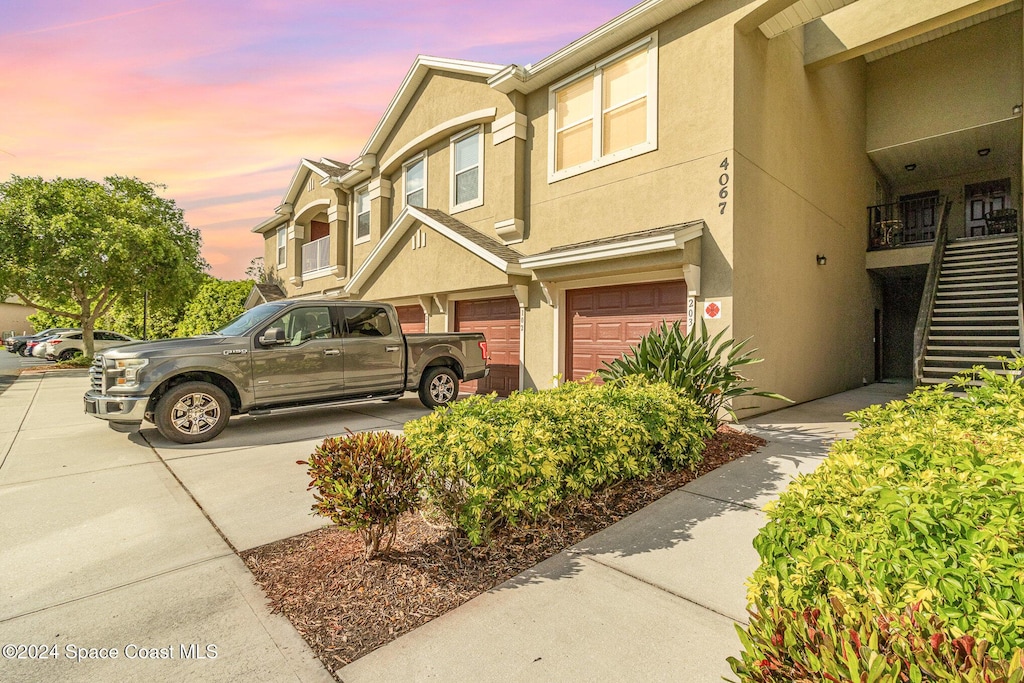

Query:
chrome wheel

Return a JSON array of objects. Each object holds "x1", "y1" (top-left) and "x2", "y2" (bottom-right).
[
  {"x1": 170, "y1": 392, "x2": 221, "y2": 436},
  {"x1": 429, "y1": 373, "x2": 455, "y2": 404}
]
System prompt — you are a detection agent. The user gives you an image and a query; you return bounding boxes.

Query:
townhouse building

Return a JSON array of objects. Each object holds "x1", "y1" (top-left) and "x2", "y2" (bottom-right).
[{"x1": 252, "y1": 0, "x2": 1023, "y2": 410}]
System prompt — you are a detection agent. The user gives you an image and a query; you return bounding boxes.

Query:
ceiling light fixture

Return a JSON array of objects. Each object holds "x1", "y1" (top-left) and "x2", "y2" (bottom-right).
[
  {"x1": 904, "y1": 163, "x2": 917, "y2": 171},
  {"x1": 978, "y1": 148, "x2": 991, "y2": 157}
]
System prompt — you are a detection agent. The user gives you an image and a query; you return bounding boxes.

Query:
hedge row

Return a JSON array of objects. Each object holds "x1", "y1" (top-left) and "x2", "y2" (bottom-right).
[
  {"x1": 404, "y1": 376, "x2": 712, "y2": 545},
  {"x1": 731, "y1": 361, "x2": 1024, "y2": 680}
]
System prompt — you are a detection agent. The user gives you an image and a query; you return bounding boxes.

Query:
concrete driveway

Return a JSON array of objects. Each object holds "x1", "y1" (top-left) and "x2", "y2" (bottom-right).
[{"x1": 0, "y1": 369, "x2": 429, "y2": 682}]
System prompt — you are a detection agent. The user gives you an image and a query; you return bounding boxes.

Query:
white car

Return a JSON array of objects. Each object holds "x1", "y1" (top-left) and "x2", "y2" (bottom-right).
[{"x1": 44, "y1": 330, "x2": 136, "y2": 361}]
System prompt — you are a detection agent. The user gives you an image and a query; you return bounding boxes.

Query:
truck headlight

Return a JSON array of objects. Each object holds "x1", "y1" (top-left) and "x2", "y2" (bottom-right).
[{"x1": 113, "y1": 359, "x2": 149, "y2": 387}]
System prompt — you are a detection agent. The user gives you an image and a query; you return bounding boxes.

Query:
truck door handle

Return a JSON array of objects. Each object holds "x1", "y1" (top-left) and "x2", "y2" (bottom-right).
[
  {"x1": 385, "y1": 345, "x2": 401, "y2": 352},
  {"x1": 323, "y1": 349, "x2": 340, "y2": 356}
]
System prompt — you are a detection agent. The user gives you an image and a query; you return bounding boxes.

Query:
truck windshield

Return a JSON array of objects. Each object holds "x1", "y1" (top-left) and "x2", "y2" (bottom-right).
[{"x1": 214, "y1": 302, "x2": 290, "y2": 336}]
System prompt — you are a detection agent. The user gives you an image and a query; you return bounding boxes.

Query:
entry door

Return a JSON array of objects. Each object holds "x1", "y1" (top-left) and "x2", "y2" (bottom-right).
[
  {"x1": 965, "y1": 179, "x2": 1010, "y2": 237},
  {"x1": 898, "y1": 191, "x2": 939, "y2": 243},
  {"x1": 339, "y1": 305, "x2": 405, "y2": 394},
  {"x1": 251, "y1": 305, "x2": 343, "y2": 403}
]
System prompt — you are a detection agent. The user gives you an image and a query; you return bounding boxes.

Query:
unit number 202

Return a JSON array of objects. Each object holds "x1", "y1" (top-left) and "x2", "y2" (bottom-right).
[{"x1": 718, "y1": 157, "x2": 729, "y2": 215}]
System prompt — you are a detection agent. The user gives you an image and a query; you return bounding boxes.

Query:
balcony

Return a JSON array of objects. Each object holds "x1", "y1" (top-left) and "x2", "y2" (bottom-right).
[
  {"x1": 302, "y1": 236, "x2": 330, "y2": 274},
  {"x1": 867, "y1": 195, "x2": 943, "y2": 251}
]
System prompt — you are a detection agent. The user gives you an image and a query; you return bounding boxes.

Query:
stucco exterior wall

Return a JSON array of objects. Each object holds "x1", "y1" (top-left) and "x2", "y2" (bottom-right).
[
  {"x1": 866, "y1": 12, "x2": 1022, "y2": 150},
  {"x1": 732, "y1": 21, "x2": 877, "y2": 408},
  {"x1": 0, "y1": 301, "x2": 36, "y2": 337}
]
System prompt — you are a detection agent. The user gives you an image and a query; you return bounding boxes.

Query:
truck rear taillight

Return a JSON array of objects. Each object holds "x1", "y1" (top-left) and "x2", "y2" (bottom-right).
[{"x1": 478, "y1": 340, "x2": 488, "y2": 360}]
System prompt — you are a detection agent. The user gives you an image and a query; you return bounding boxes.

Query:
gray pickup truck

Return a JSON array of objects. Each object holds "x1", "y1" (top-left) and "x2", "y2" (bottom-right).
[{"x1": 84, "y1": 299, "x2": 489, "y2": 444}]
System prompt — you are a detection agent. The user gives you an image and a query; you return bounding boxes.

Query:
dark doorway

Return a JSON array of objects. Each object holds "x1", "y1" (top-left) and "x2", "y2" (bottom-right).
[{"x1": 878, "y1": 267, "x2": 927, "y2": 380}]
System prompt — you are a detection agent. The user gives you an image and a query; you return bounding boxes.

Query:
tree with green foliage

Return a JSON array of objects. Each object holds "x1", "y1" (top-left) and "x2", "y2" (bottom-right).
[
  {"x1": 175, "y1": 278, "x2": 254, "y2": 337},
  {"x1": 0, "y1": 175, "x2": 206, "y2": 356}
]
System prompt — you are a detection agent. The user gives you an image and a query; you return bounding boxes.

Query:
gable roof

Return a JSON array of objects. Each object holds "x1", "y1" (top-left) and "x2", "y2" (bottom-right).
[
  {"x1": 359, "y1": 57, "x2": 505, "y2": 160},
  {"x1": 244, "y1": 283, "x2": 287, "y2": 310},
  {"x1": 346, "y1": 206, "x2": 528, "y2": 295}
]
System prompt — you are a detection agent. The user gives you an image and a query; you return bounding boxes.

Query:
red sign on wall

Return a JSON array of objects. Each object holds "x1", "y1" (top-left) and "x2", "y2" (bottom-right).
[{"x1": 703, "y1": 301, "x2": 722, "y2": 320}]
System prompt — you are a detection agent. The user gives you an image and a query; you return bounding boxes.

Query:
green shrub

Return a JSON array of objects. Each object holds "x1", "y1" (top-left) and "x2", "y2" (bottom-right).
[
  {"x1": 745, "y1": 358, "x2": 1024, "y2": 658},
  {"x1": 598, "y1": 320, "x2": 789, "y2": 426},
  {"x1": 729, "y1": 600, "x2": 1024, "y2": 682},
  {"x1": 53, "y1": 354, "x2": 93, "y2": 368},
  {"x1": 299, "y1": 430, "x2": 423, "y2": 559},
  {"x1": 405, "y1": 377, "x2": 711, "y2": 545}
]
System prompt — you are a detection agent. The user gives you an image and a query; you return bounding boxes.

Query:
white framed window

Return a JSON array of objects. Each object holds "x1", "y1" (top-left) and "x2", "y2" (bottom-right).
[
  {"x1": 403, "y1": 154, "x2": 426, "y2": 209},
  {"x1": 450, "y1": 127, "x2": 483, "y2": 213},
  {"x1": 354, "y1": 185, "x2": 370, "y2": 245},
  {"x1": 276, "y1": 226, "x2": 287, "y2": 268},
  {"x1": 548, "y1": 33, "x2": 658, "y2": 183}
]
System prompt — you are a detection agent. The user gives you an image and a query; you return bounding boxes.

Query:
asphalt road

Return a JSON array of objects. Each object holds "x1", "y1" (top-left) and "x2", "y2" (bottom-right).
[{"x1": 0, "y1": 348, "x2": 48, "y2": 396}]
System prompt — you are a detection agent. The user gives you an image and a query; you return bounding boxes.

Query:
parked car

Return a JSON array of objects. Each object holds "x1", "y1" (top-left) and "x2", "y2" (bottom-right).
[
  {"x1": 85, "y1": 299, "x2": 490, "y2": 444},
  {"x1": 5, "y1": 328, "x2": 76, "y2": 356},
  {"x1": 44, "y1": 330, "x2": 136, "y2": 362},
  {"x1": 30, "y1": 334, "x2": 62, "y2": 358}
]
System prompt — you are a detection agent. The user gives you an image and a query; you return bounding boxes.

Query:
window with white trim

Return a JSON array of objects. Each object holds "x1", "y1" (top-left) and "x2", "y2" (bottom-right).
[
  {"x1": 549, "y1": 33, "x2": 658, "y2": 181},
  {"x1": 403, "y1": 155, "x2": 426, "y2": 208},
  {"x1": 354, "y1": 186, "x2": 370, "y2": 244},
  {"x1": 276, "y1": 226, "x2": 287, "y2": 268},
  {"x1": 450, "y1": 128, "x2": 483, "y2": 212}
]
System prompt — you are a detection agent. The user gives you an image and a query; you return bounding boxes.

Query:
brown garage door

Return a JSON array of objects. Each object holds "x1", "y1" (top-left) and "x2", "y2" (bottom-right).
[
  {"x1": 566, "y1": 280, "x2": 687, "y2": 382},
  {"x1": 395, "y1": 305, "x2": 425, "y2": 334},
  {"x1": 454, "y1": 296, "x2": 520, "y2": 396}
]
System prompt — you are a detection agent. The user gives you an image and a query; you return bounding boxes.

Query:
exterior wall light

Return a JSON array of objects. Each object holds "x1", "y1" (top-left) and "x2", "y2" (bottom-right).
[
  {"x1": 816, "y1": 254, "x2": 827, "y2": 266},
  {"x1": 1014, "y1": 104, "x2": 1022, "y2": 115},
  {"x1": 978, "y1": 148, "x2": 991, "y2": 157},
  {"x1": 904, "y1": 163, "x2": 917, "y2": 171}
]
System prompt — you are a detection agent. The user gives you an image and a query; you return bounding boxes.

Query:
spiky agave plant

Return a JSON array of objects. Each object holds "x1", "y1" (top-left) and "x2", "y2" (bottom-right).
[{"x1": 598, "y1": 320, "x2": 790, "y2": 426}]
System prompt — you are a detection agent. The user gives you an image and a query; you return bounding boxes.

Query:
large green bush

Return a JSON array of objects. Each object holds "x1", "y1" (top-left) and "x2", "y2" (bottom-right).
[
  {"x1": 300, "y1": 430, "x2": 423, "y2": 559},
  {"x1": 598, "y1": 320, "x2": 789, "y2": 426},
  {"x1": 729, "y1": 600, "x2": 1024, "y2": 682},
  {"x1": 742, "y1": 360, "x2": 1024, "y2": 664},
  {"x1": 405, "y1": 377, "x2": 712, "y2": 545}
]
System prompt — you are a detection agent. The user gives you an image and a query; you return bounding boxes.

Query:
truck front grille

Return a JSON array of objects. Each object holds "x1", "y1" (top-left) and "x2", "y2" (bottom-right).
[{"x1": 90, "y1": 355, "x2": 105, "y2": 392}]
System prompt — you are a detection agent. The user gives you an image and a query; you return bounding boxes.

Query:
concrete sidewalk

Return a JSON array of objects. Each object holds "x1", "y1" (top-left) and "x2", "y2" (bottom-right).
[{"x1": 337, "y1": 381, "x2": 912, "y2": 683}]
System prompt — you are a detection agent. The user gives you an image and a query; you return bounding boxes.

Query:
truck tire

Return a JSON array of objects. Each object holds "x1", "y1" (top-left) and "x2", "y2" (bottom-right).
[
  {"x1": 418, "y1": 366, "x2": 459, "y2": 409},
  {"x1": 154, "y1": 381, "x2": 230, "y2": 444}
]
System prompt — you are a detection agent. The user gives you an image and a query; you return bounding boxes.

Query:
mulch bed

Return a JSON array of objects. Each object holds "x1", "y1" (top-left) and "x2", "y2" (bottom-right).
[{"x1": 242, "y1": 426, "x2": 766, "y2": 673}]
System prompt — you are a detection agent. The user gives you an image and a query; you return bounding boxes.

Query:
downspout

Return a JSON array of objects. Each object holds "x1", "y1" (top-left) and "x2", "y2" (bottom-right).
[{"x1": 912, "y1": 199, "x2": 952, "y2": 385}]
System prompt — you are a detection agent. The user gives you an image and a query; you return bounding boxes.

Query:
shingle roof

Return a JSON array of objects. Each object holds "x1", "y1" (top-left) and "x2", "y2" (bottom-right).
[
  {"x1": 305, "y1": 159, "x2": 349, "y2": 176},
  {"x1": 254, "y1": 283, "x2": 286, "y2": 302},
  {"x1": 529, "y1": 220, "x2": 705, "y2": 257},
  {"x1": 417, "y1": 208, "x2": 524, "y2": 265}
]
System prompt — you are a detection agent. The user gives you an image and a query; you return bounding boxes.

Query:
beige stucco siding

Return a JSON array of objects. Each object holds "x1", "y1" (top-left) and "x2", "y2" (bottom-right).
[
  {"x1": 525, "y1": 4, "x2": 739, "y2": 256},
  {"x1": 357, "y1": 226, "x2": 512, "y2": 302},
  {"x1": 866, "y1": 12, "x2": 1022, "y2": 151},
  {"x1": 0, "y1": 301, "x2": 36, "y2": 336},
  {"x1": 732, "y1": 23, "x2": 877, "y2": 408}
]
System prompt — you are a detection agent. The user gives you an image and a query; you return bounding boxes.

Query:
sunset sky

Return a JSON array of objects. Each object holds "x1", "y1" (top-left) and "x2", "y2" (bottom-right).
[{"x1": 1, "y1": 0, "x2": 638, "y2": 279}]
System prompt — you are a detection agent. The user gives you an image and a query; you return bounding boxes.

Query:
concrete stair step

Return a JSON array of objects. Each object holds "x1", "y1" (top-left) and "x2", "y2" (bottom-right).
[
  {"x1": 924, "y1": 355, "x2": 1009, "y2": 364},
  {"x1": 923, "y1": 366, "x2": 1016, "y2": 376}
]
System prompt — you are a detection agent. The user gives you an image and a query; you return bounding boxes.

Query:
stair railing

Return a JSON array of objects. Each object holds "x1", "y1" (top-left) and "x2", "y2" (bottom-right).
[
  {"x1": 1018, "y1": 223, "x2": 1023, "y2": 355},
  {"x1": 912, "y1": 199, "x2": 953, "y2": 385}
]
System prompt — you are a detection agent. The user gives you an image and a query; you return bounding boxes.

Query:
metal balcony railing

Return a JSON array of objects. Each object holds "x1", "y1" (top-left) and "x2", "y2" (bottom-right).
[
  {"x1": 302, "y1": 236, "x2": 330, "y2": 274},
  {"x1": 867, "y1": 195, "x2": 943, "y2": 250}
]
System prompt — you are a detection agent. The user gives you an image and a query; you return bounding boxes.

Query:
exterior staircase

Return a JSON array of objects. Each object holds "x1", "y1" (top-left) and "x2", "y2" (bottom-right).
[{"x1": 921, "y1": 235, "x2": 1022, "y2": 387}]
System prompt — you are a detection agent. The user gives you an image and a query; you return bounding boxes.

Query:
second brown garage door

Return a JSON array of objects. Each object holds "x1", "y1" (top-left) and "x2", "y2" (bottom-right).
[
  {"x1": 454, "y1": 296, "x2": 520, "y2": 396},
  {"x1": 566, "y1": 280, "x2": 687, "y2": 382},
  {"x1": 395, "y1": 305, "x2": 425, "y2": 334}
]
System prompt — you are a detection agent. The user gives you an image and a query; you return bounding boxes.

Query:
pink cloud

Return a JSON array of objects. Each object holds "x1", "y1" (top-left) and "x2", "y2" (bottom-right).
[{"x1": 2, "y1": 0, "x2": 639, "y2": 278}]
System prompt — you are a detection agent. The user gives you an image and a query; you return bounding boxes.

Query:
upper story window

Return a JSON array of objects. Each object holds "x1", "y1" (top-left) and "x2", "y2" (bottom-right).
[
  {"x1": 354, "y1": 186, "x2": 370, "y2": 244},
  {"x1": 450, "y1": 127, "x2": 483, "y2": 213},
  {"x1": 549, "y1": 33, "x2": 658, "y2": 182},
  {"x1": 404, "y1": 155, "x2": 426, "y2": 208},
  {"x1": 276, "y1": 226, "x2": 287, "y2": 268}
]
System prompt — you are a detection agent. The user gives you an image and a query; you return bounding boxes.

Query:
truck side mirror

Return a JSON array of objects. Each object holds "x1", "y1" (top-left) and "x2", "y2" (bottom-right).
[{"x1": 259, "y1": 327, "x2": 286, "y2": 346}]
